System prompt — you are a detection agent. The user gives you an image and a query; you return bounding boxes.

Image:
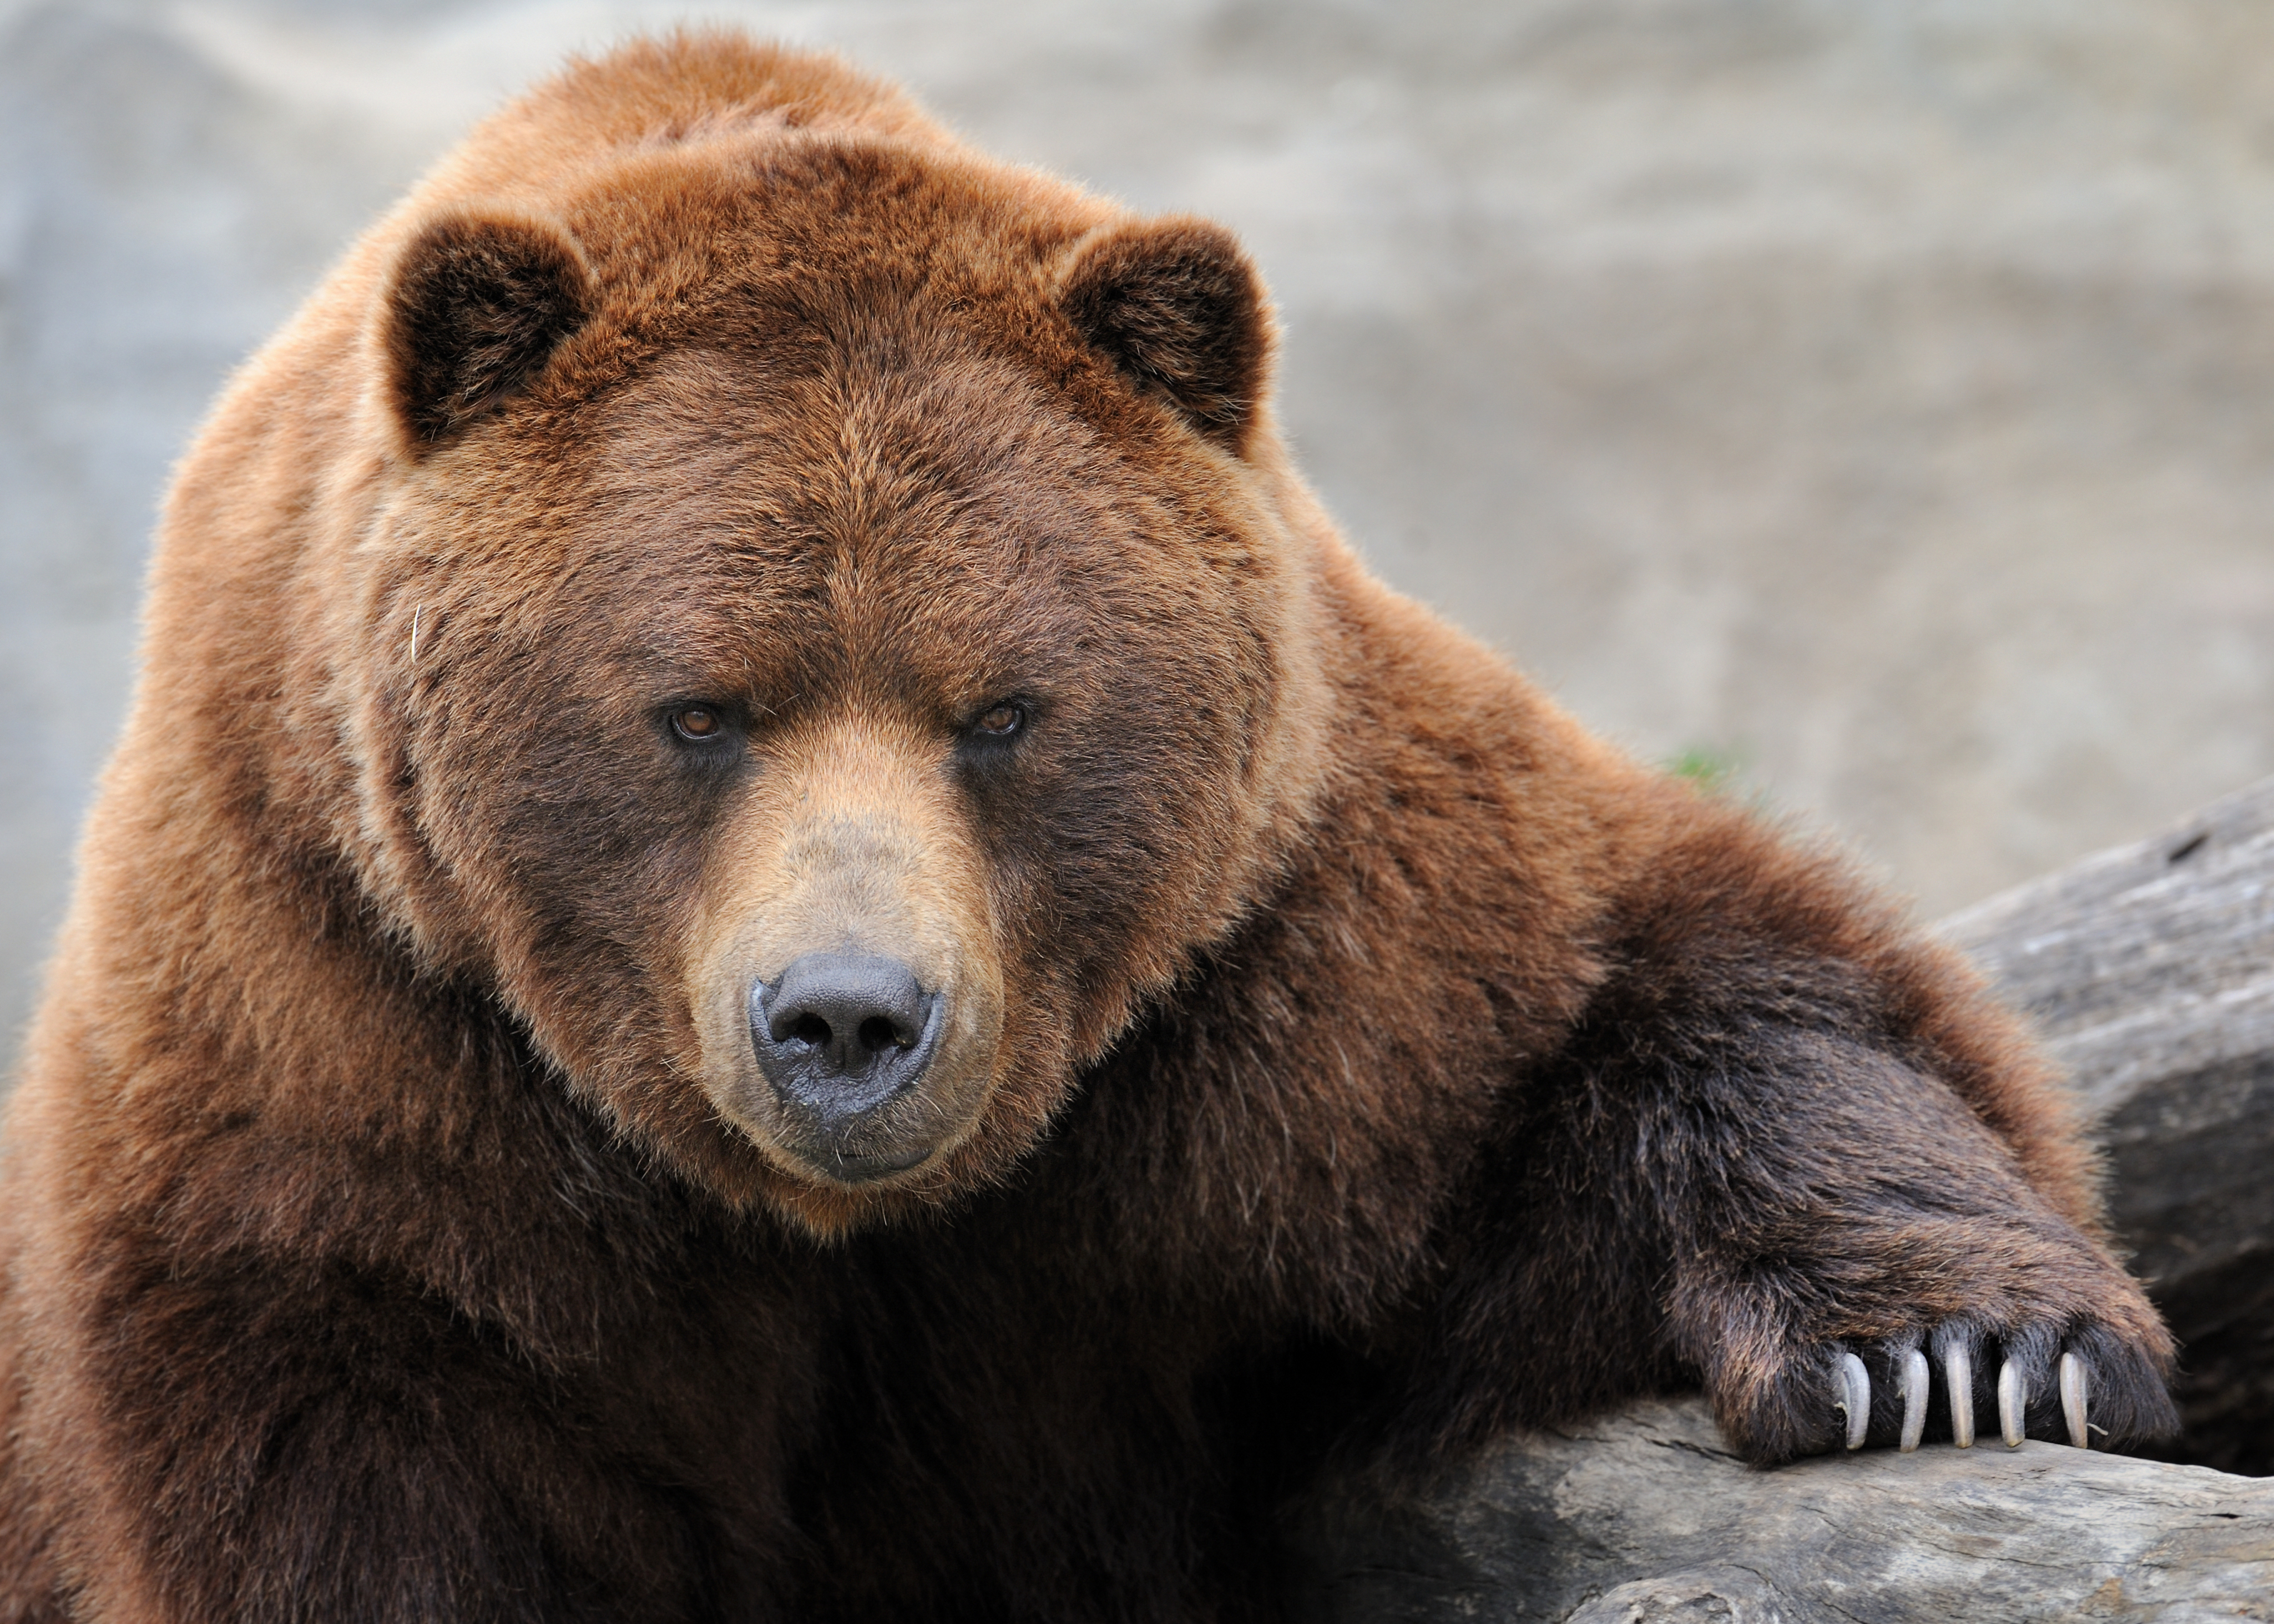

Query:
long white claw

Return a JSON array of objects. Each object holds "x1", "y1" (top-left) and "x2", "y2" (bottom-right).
[
  {"x1": 1899, "y1": 1348, "x2": 1930, "y2": 1452},
  {"x1": 1945, "y1": 1343, "x2": 1975, "y2": 1448},
  {"x1": 1837, "y1": 1352, "x2": 1870, "y2": 1450},
  {"x1": 2060, "y1": 1352, "x2": 2091, "y2": 1450},
  {"x1": 1998, "y1": 1359, "x2": 2027, "y2": 1449}
]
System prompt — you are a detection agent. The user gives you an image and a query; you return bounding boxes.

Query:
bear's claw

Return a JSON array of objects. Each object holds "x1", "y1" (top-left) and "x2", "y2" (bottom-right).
[
  {"x1": 1835, "y1": 1351, "x2": 1870, "y2": 1450},
  {"x1": 2060, "y1": 1349, "x2": 2091, "y2": 1450},
  {"x1": 1897, "y1": 1347, "x2": 1930, "y2": 1451},
  {"x1": 1944, "y1": 1340, "x2": 1976, "y2": 1446},
  {"x1": 1997, "y1": 1358, "x2": 2027, "y2": 1448},
  {"x1": 1841, "y1": 1339, "x2": 2098, "y2": 1454}
]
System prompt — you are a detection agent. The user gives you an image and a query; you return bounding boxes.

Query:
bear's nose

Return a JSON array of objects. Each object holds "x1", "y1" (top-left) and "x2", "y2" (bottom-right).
[{"x1": 749, "y1": 953, "x2": 943, "y2": 1160}]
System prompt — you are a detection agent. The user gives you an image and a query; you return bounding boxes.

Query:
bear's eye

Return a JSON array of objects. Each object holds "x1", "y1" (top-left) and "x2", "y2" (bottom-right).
[
  {"x1": 972, "y1": 701, "x2": 1025, "y2": 738},
  {"x1": 670, "y1": 705, "x2": 727, "y2": 742}
]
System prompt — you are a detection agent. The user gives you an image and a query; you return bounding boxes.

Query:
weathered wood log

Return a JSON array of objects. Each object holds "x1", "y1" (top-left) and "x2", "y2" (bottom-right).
[
  {"x1": 1290, "y1": 776, "x2": 2274, "y2": 1620},
  {"x1": 1941, "y1": 774, "x2": 2274, "y2": 1476},
  {"x1": 1290, "y1": 1398, "x2": 2274, "y2": 1622}
]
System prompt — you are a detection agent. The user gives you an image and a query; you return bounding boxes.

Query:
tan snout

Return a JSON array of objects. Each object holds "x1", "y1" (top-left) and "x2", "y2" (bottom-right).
[{"x1": 693, "y1": 720, "x2": 1005, "y2": 1186}]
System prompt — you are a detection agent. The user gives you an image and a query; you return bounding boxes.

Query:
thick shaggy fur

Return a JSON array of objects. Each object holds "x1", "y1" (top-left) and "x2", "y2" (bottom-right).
[{"x1": 0, "y1": 35, "x2": 2174, "y2": 1623}]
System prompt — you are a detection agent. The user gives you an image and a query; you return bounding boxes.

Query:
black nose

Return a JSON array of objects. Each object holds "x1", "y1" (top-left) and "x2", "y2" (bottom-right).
[{"x1": 749, "y1": 953, "x2": 943, "y2": 1135}]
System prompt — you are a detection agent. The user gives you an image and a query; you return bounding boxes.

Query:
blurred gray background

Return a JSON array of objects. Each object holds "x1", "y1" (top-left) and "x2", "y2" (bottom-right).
[{"x1": 6, "y1": 0, "x2": 2273, "y2": 1059}]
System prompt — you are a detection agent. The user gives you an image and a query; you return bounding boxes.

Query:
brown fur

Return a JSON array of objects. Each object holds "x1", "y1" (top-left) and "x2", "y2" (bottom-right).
[{"x1": 0, "y1": 33, "x2": 2174, "y2": 1623}]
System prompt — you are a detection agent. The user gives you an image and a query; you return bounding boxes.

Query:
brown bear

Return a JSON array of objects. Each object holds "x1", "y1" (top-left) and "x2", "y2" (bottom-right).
[{"x1": 0, "y1": 31, "x2": 2175, "y2": 1624}]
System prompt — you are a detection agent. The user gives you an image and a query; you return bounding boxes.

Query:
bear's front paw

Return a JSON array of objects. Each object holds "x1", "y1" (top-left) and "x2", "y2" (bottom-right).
[
  {"x1": 1695, "y1": 1269, "x2": 2179, "y2": 1464},
  {"x1": 1765, "y1": 1311, "x2": 2177, "y2": 1464},
  {"x1": 1827, "y1": 1321, "x2": 2127, "y2": 1453}
]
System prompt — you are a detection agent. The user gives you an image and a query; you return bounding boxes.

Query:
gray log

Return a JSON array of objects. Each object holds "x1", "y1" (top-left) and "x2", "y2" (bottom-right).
[
  {"x1": 1291, "y1": 776, "x2": 2274, "y2": 1620},
  {"x1": 1291, "y1": 1398, "x2": 2274, "y2": 1623}
]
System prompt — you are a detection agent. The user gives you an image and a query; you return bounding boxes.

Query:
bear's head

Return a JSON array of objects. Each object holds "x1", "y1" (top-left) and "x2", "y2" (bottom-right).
[{"x1": 331, "y1": 122, "x2": 1335, "y2": 1233}]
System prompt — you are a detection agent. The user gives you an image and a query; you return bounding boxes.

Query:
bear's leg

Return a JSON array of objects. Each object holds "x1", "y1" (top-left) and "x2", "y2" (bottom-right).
[{"x1": 1404, "y1": 1024, "x2": 2176, "y2": 1466}]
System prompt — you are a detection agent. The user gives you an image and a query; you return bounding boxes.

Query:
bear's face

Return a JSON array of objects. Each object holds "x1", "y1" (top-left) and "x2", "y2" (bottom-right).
[{"x1": 340, "y1": 145, "x2": 1327, "y2": 1232}]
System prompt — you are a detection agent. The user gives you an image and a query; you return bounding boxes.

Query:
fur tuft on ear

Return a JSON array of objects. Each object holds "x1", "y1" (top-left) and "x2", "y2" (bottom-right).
[
  {"x1": 382, "y1": 213, "x2": 595, "y2": 451},
  {"x1": 1059, "y1": 217, "x2": 1272, "y2": 453}
]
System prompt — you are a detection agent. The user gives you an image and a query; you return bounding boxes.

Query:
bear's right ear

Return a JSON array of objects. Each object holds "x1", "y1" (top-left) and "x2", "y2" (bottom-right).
[
  {"x1": 381, "y1": 213, "x2": 596, "y2": 453},
  {"x1": 1059, "y1": 217, "x2": 1272, "y2": 456}
]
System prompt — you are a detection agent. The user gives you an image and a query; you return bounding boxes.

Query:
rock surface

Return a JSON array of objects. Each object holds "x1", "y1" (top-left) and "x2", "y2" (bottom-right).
[
  {"x1": 11, "y1": 0, "x2": 2274, "y2": 1053},
  {"x1": 1292, "y1": 1398, "x2": 2274, "y2": 1623}
]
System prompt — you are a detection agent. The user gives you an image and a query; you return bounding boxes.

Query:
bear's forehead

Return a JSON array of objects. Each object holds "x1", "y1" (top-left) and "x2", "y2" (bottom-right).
[
  {"x1": 412, "y1": 341, "x2": 1244, "y2": 714},
  {"x1": 578, "y1": 339, "x2": 1138, "y2": 574},
  {"x1": 484, "y1": 135, "x2": 1150, "y2": 550}
]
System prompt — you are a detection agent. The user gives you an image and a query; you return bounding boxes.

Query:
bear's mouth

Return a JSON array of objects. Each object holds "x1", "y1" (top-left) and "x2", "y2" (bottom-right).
[{"x1": 800, "y1": 1140, "x2": 938, "y2": 1184}]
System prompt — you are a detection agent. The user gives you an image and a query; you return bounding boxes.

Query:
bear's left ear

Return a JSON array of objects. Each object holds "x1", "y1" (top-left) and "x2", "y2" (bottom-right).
[
  {"x1": 381, "y1": 211, "x2": 597, "y2": 453},
  {"x1": 1059, "y1": 217, "x2": 1272, "y2": 455}
]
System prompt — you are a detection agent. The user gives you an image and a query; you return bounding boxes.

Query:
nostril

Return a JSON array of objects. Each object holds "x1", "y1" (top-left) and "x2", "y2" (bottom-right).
[
  {"x1": 789, "y1": 1013, "x2": 832, "y2": 1048},
  {"x1": 857, "y1": 1015, "x2": 909, "y2": 1054}
]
